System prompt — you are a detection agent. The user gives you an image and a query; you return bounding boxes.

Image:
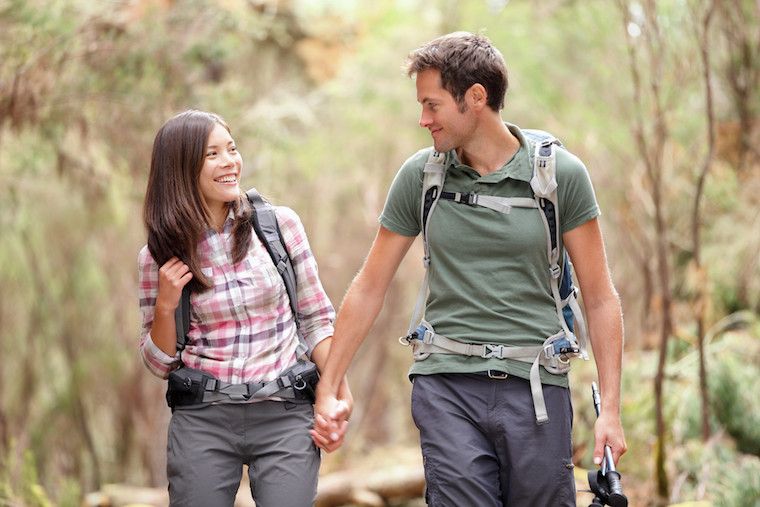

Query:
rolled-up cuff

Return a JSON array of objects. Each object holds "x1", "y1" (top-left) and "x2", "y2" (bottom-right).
[{"x1": 141, "y1": 333, "x2": 180, "y2": 379}]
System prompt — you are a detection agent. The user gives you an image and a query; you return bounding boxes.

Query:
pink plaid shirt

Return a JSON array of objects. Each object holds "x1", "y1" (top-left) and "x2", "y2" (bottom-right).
[{"x1": 138, "y1": 206, "x2": 335, "y2": 384}]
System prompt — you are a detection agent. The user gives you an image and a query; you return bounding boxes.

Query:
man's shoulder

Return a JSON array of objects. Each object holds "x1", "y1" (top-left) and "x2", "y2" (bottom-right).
[
  {"x1": 554, "y1": 145, "x2": 588, "y2": 180},
  {"x1": 402, "y1": 146, "x2": 437, "y2": 170}
]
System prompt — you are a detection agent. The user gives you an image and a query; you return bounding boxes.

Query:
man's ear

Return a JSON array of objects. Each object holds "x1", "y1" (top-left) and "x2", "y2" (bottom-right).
[{"x1": 466, "y1": 83, "x2": 488, "y2": 110}]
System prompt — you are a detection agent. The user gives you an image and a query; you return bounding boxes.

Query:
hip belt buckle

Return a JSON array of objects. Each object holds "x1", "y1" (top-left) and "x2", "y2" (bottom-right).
[{"x1": 482, "y1": 343, "x2": 503, "y2": 359}]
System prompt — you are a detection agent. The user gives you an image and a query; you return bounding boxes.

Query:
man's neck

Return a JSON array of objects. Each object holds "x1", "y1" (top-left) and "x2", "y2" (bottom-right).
[{"x1": 457, "y1": 119, "x2": 519, "y2": 176}]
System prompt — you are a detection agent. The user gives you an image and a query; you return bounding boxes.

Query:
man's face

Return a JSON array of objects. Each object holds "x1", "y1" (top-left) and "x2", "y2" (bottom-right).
[{"x1": 416, "y1": 68, "x2": 475, "y2": 153}]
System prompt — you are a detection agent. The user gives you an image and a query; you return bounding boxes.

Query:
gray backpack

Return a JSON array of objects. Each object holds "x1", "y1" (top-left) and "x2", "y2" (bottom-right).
[{"x1": 399, "y1": 129, "x2": 589, "y2": 424}]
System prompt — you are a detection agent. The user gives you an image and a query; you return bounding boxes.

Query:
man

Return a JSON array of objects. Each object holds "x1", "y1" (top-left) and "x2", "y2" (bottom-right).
[{"x1": 312, "y1": 32, "x2": 627, "y2": 506}]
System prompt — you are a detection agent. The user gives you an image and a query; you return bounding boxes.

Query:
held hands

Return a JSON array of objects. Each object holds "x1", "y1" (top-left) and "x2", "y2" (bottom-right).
[{"x1": 310, "y1": 386, "x2": 352, "y2": 453}]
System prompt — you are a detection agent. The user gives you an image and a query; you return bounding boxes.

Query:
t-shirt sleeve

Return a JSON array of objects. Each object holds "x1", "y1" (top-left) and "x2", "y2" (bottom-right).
[
  {"x1": 378, "y1": 148, "x2": 430, "y2": 237},
  {"x1": 556, "y1": 148, "x2": 601, "y2": 233}
]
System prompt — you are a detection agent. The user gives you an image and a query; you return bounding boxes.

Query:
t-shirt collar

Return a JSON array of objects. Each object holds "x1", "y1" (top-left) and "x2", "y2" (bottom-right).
[{"x1": 445, "y1": 122, "x2": 533, "y2": 183}]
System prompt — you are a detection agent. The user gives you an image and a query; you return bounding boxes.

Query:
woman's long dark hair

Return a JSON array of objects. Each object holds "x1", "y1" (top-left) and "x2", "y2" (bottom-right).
[{"x1": 143, "y1": 110, "x2": 253, "y2": 292}]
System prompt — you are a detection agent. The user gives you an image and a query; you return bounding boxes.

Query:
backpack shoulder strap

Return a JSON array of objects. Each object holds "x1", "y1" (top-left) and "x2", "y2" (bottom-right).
[
  {"x1": 404, "y1": 150, "x2": 447, "y2": 340},
  {"x1": 246, "y1": 188, "x2": 299, "y2": 326},
  {"x1": 421, "y1": 149, "x2": 447, "y2": 250},
  {"x1": 174, "y1": 189, "x2": 306, "y2": 359},
  {"x1": 524, "y1": 130, "x2": 588, "y2": 359},
  {"x1": 175, "y1": 285, "x2": 191, "y2": 356},
  {"x1": 246, "y1": 188, "x2": 308, "y2": 357}
]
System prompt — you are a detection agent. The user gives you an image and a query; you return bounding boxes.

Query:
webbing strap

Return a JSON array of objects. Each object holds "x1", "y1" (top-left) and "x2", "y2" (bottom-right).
[
  {"x1": 530, "y1": 136, "x2": 588, "y2": 361},
  {"x1": 439, "y1": 191, "x2": 537, "y2": 214},
  {"x1": 406, "y1": 154, "x2": 447, "y2": 339},
  {"x1": 201, "y1": 376, "x2": 298, "y2": 403},
  {"x1": 175, "y1": 286, "x2": 191, "y2": 352},
  {"x1": 408, "y1": 323, "x2": 577, "y2": 424}
]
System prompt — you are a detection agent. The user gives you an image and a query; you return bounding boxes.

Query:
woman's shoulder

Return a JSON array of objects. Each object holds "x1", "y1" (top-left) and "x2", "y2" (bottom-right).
[
  {"x1": 138, "y1": 244, "x2": 154, "y2": 264},
  {"x1": 272, "y1": 204, "x2": 301, "y2": 228}
]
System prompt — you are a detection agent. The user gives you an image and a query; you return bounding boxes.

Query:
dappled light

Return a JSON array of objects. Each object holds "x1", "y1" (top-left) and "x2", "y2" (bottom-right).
[{"x1": 1, "y1": 0, "x2": 759, "y2": 506}]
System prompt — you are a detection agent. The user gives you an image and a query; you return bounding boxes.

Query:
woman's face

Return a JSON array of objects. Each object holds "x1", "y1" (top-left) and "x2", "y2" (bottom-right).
[{"x1": 198, "y1": 123, "x2": 242, "y2": 224}]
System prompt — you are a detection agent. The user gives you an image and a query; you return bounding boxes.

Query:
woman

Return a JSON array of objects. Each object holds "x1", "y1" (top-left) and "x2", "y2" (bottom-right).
[{"x1": 138, "y1": 110, "x2": 351, "y2": 506}]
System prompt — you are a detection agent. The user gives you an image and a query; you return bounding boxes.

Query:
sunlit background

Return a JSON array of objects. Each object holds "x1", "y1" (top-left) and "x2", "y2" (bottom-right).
[{"x1": 1, "y1": 0, "x2": 759, "y2": 505}]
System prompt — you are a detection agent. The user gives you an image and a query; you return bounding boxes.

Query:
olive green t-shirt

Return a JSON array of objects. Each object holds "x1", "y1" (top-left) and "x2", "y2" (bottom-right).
[{"x1": 379, "y1": 124, "x2": 600, "y2": 386}]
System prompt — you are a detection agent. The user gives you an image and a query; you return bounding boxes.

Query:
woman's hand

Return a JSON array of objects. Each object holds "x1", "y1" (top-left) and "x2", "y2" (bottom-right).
[
  {"x1": 156, "y1": 257, "x2": 193, "y2": 313},
  {"x1": 311, "y1": 391, "x2": 350, "y2": 453}
]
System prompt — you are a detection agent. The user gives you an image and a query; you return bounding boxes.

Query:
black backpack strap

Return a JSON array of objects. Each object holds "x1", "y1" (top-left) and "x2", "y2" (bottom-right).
[
  {"x1": 172, "y1": 189, "x2": 302, "y2": 359},
  {"x1": 246, "y1": 188, "x2": 300, "y2": 329},
  {"x1": 174, "y1": 285, "x2": 191, "y2": 357}
]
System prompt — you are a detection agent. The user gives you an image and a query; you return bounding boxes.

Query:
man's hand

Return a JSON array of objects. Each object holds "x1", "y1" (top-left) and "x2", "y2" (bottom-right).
[
  {"x1": 593, "y1": 411, "x2": 627, "y2": 467},
  {"x1": 310, "y1": 390, "x2": 351, "y2": 453}
]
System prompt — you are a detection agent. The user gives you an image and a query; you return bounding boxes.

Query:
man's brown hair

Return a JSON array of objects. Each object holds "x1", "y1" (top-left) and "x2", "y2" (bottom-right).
[{"x1": 404, "y1": 31, "x2": 508, "y2": 112}]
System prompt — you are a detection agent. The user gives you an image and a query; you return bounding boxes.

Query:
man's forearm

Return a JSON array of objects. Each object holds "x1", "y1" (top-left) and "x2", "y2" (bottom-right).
[
  {"x1": 587, "y1": 296, "x2": 624, "y2": 414},
  {"x1": 318, "y1": 275, "x2": 387, "y2": 395}
]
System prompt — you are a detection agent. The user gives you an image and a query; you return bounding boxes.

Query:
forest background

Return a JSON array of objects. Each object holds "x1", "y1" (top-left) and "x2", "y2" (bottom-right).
[{"x1": 1, "y1": 0, "x2": 759, "y2": 506}]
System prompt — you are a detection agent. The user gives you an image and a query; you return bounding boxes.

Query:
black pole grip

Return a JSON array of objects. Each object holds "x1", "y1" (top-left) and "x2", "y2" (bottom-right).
[{"x1": 605, "y1": 471, "x2": 628, "y2": 507}]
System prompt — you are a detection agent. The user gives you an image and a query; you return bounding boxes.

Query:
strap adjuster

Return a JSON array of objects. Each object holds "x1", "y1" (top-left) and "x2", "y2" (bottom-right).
[{"x1": 463, "y1": 192, "x2": 478, "y2": 205}]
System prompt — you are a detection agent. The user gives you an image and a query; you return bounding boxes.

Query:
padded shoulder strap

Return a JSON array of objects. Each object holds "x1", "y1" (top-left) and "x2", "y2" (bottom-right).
[
  {"x1": 246, "y1": 188, "x2": 299, "y2": 327},
  {"x1": 175, "y1": 286, "x2": 191, "y2": 353},
  {"x1": 421, "y1": 150, "x2": 447, "y2": 247},
  {"x1": 406, "y1": 150, "x2": 447, "y2": 339}
]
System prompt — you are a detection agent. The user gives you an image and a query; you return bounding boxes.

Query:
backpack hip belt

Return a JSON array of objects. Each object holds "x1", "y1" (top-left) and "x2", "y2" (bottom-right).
[
  {"x1": 400, "y1": 320, "x2": 582, "y2": 424},
  {"x1": 202, "y1": 362, "x2": 317, "y2": 404},
  {"x1": 401, "y1": 128, "x2": 589, "y2": 425},
  {"x1": 167, "y1": 359, "x2": 319, "y2": 410}
]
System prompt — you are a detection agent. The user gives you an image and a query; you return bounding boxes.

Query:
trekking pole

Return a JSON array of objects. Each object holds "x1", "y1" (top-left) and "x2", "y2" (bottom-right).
[{"x1": 587, "y1": 382, "x2": 628, "y2": 507}]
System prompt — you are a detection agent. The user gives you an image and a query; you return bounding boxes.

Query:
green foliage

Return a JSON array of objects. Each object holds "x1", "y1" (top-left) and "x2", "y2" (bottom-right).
[
  {"x1": 1, "y1": 0, "x2": 760, "y2": 504},
  {"x1": 709, "y1": 353, "x2": 760, "y2": 456},
  {"x1": 713, "y1": 452, "x2": 760, "y2": 507},
  {"x1": 670, "y1": 438, "x2": 760, "y2": 507},
  {"x1": 0, "y1": 440, "x2": 53, "y2": 507}
]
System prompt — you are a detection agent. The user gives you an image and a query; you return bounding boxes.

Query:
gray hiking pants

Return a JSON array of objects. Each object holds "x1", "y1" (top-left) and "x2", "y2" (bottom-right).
[
  {"x1": 166, "y1": 400, "x2": 319, "y2": 507},
  {"x1": 411, "y1": 373, "x2": 576, "y2": 507}
]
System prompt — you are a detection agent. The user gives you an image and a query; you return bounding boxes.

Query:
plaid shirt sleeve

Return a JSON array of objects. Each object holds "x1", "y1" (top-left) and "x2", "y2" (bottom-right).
[
  {"x1": 275, "y1": 206, "x2": 335, "y2": 355},
  {"x1": 137, "y1": 245, "x2": 181, "y2": 379}
]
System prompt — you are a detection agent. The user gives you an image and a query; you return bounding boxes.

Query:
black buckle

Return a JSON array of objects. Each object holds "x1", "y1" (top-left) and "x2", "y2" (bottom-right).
[
  {"x1": 559, "y1": 346, "x2": 580, "y2": 356},
  {"x1": 462, "y1": 192, "x2": 478, "y2": 205}
]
